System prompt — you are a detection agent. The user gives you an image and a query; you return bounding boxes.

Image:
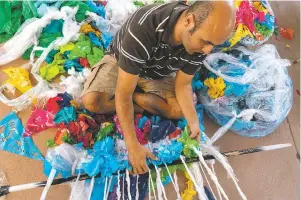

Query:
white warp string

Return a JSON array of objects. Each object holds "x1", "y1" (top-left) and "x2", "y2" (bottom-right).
[
  {"x1": 88, "y1": 176, "x2": 95, "y2": 200},
  {"x1": 180, "y1": 155, "x2": 207, "y2": 200},
  {"x1": 40, "y1": 168, "x2": 56, "y2": 200},
  {"x1": 117, "y1": 171, "x2": 121, "y2": 200},
  {"x1": 201, "y1": 144, "x2": 247, "y2": 200},
  {"x1": 164, "y1": 164, "x2": 181, "y2": 199},
  {"x1": 154, "y1": 166, "x2": 167, "y2": 200},
  {"x1": 193, "y1": 148, "x2": 229, "y2": 200},
  {"x1": 126, "y1": 170, "x2": 132, "y2": 200}
]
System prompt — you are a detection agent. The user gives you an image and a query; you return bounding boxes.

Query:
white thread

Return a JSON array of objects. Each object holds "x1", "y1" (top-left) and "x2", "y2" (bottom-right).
[
  {"x1": 117, "y1": 171, "x2": 121, "y2": 200},
  {"x1": 154, "y1": 166, "x2": 167, "y2": 200},
  {"x1": 201, "y1": 144, "x2": 247, "y2": 200},
  {"x1": 123, "y1": 176, "x2": 125, "y2": 200},
  {"x1": 106, "y1": 177, "x2": 113, "y2": 199},
  {"x1": 149, "y1": 173, "x2": 152, "y2": 200},
  {"x1": 135, "y1": 175, "x2": 139, "y2": 200},
  {"x1": 126, "y1": 170, "x2": 132, "y2": 200},
  {"x1": 193, "y1": 148, "x2": 229, "y2": 200},
  {"x1": 190, "y1": 162, "x2": 209, "y2": 200},
  {"x1": 69, "y1": 173, "x2": 81, "y2": 200},
  {"x1": 179, "y1": 156, "x2": 207, "y2": 200},
  {"x1": 164, "y1": 164, "x2": 181, "y2": 199},
  {"x1": 211, "y1": 164, "x2": 222, "y2": 200},
  {"x1": 199, "y1": 162, "x2": 219, "y2": 200},
  {"x1": 88, "y1": 176, "x2": 95, "y2": 200},
  {"x1": 103, "y1": 177, "x2": 108, "y2": 200},
  {"x1": 173, "y1": 170, "x2": 180, "y2": 195},
  {"x1": 149, "y1": 171, "x2": 157, "y2": 200},
  {"x1": 40, "y1": 168, "x2": 56, "y2": 200}
]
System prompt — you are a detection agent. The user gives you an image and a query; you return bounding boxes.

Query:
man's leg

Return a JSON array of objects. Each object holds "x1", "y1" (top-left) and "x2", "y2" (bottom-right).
[
  {"x1": 133, "y1": 76, "x2": 184, "y2": 119},
  {"x1": 82, "y1": 91, "x2": 143, "y2": 114},
  {"x1": 133, "y1": 92, "x2": 183, "y2": 119},
  {"x1": 82, "y1": 91, "x2": 115, "y2": 114},
  {"x1": 81, "y1": 55, "x2": 143, "y2": 114}
]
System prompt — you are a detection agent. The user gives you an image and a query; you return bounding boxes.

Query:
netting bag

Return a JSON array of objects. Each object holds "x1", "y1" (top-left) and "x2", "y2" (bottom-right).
[{"x1": 198, "y1": 44, "x2": 292, "y2": 139}]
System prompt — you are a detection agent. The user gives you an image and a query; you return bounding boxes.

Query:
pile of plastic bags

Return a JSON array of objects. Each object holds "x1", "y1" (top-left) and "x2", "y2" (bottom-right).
[
  {"x1": 198, "y1": 44, "x2": 292, "y2": 139},
  {"x1": 0, "y1": 1, "x2": 291, "y2": 200},
  {"x1": 221, "y1": 0, "x2": 275, "y2": 49}
]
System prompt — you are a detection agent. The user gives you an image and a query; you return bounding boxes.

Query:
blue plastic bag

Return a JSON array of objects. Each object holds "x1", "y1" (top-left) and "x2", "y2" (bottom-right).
[{"x1": 0, "y1": 112, "x2": 44, "y2": 160}]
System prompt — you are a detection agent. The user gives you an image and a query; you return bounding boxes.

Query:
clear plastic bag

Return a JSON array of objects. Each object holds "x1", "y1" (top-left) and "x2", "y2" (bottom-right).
[
  {"x1": 44, "y1": 143, "x2": 87, "y2": 178},
  {"x1": 104, "y1": 0, "x2": 138, "y2": 25},
  {"x1": 199, "y1": 44, "x2": 293, "y2": 139},
  {"x1": 59, "y1": 67, "x2": 91, "y2": 101}
]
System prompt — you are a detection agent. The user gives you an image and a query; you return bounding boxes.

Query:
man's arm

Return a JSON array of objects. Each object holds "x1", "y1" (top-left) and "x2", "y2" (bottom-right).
[
  {"x1": 175, "y1": 70, "x2": 200, "y2": 140},
  {"x1": 115, "y1": 67, "x2": 156, "y2": 174}
]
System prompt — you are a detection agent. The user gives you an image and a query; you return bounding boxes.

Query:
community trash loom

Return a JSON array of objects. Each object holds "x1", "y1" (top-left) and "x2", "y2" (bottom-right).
[{"x1": 0, "y1": 0, "x2": 293, "y2": 200}]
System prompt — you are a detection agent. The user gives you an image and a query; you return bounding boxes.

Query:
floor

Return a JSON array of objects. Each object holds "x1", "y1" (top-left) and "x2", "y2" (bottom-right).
[{"x1": 0, "y1": 1, "x2": 300, "y2": 200}]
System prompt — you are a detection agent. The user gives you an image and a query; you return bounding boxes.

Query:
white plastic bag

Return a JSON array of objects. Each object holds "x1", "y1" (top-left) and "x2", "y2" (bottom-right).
[
  {"x1": 104, "y1": 0, "x2": 138, "y2": 25},
  {"x1": 0, "y1": 6, "x2": 83, "y2": 111},
  {"x1": 0, "y1": 8, "x2": 71, "y2": 66},
  {"x1": 199, "y1": 44, "x2": 293, "y2": 139}
]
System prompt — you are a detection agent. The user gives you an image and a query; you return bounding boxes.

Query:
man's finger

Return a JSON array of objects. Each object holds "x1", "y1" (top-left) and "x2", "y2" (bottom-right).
[
  {"x1": 190, "y1": 131, "x2": 199, "y2": 138},
  {"x1": 196, "y1": 134, "x2": 201, "y2": 142},
  {"x1": 146, "y1": 151, "x2": 157, "y2": 160},
  {"x1": 133, "y1": 168, "x2": 138, "y2": 174},
  {"x1": 137, "y1": 166, "x2": 144, "y2": 174},
  {"x1": 141, "y1": 161, "x2": 149, "y2": 174}
]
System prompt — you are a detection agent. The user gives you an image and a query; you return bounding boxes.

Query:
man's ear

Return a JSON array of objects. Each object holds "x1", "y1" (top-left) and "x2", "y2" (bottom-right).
[{"x1": 184, "y1": 13, "x2": 196, "y2": 33}]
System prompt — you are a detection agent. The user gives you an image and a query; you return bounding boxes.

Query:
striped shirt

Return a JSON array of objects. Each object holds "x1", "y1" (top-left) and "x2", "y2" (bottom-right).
[{"x1": 108, "y1": 1, "x2": 206, "y2": 80}]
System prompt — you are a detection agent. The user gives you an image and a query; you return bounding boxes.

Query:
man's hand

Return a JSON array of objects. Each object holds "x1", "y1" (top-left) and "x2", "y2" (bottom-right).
[
  {"x1": 127, "y1": 141, "x2": 157, "y2": 174},
  {"x1": 175, "y1": 70, "x2": 201, "y2": 142},
  {"x1": 188, "y1": 122, "x2": 201, "y2": 141}
]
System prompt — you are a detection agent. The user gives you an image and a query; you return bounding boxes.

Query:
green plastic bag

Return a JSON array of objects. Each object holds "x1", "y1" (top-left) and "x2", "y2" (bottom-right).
[{"x1": 0, "y1": 1, "x2": 38, "y2": 43}]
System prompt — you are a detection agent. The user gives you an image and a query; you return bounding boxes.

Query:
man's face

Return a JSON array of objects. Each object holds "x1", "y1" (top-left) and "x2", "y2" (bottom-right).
[
  {"x1": 181, "y1": 13, "x2": 234, "y2": 55},
  {"x1": 182, "y1": 28, "x2": 215, "y2": 55}
]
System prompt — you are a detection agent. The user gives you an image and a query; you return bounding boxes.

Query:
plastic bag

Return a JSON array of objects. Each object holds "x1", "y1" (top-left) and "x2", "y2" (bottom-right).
[
  {"x1": 59, "y1": 68, "x2": 91, "y2": 100},
  {"x1": 199, "y1": 44, "x2": 292, "y2": 139},
  {"x1": 220, "y1": 0, "x2": 275, "y2": 49},
  {"x1": 23, "y1": 107, "x2": 58, "y2": 137},
  {"x1": 0, "y1": 7, "x2": 71, "y2": 66},
  {"x1": 44, "y1": 143, "x2": 87, "y2": 178},
  {"x1": 0, "y1": 78, "x2": 50, "y2": 112},
  {"x1": 2, "y1": 67, "x2": 32, "y2": 94},
  {"x1": 0, "y1": 7, "x2": 82, "y2": 111},
  {"x1": 0, "y1": 112, "x2": 44, "y2": 160},
  {"x1": 0, "y1": 1, "x2": 38, "y2": 43},
  {"x1": 104, "y1": 0, "x2": 138, "y2": 26}
]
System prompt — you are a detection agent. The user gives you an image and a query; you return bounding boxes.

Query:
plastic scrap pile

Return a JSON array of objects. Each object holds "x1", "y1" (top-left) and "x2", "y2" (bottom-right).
[
  {"x1": 196, "y1": 44, "x2": 292, "y2": 139},
  {"x1": 220, "y1": 0, "x2": 276, "y2": 49},
  {"x1": 0, "y1": 0, "x2": 292, "y2": 200}
]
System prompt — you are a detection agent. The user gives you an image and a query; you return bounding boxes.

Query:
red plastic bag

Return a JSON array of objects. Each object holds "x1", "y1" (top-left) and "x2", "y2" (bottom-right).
[{"x1": 23, "y1": 107, "x2": 58, "y2": 137}]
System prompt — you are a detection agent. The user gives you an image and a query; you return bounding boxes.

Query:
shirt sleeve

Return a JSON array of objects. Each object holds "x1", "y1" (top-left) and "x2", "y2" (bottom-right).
[
  {"x1": 117, "y1": 7, "x2": 154, "y2": 75},
  {"x1": 180, "y1": 62, "x2": 203, "y2": 75}
]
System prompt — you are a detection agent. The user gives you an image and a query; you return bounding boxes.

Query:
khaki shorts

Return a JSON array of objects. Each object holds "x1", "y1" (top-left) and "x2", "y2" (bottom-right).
[{"x1": 82, "y1": 55, "x2": 176, "y2": 99}]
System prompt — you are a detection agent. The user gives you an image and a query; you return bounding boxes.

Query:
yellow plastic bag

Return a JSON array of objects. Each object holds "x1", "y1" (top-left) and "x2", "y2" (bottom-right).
[{"x1": 2, "y1": 67, "x2": 32, "y2": 93}]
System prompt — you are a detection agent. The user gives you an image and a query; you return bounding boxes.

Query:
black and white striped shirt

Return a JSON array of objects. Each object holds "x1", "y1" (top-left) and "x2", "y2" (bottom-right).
[{"x1": 108, "y1": 1, "x2": 206, "y2": 80}]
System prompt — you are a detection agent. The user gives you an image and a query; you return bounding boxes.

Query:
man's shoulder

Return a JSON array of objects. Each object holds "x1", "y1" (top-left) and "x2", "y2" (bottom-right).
[{"x1": 131, "y1": 2, "x2": 184, "y2": 26}]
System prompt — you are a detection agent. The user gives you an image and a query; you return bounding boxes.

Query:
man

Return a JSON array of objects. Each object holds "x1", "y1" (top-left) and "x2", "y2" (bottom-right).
[{"x1": 82, "y1": 1, "x2": 235, "y2": 174}]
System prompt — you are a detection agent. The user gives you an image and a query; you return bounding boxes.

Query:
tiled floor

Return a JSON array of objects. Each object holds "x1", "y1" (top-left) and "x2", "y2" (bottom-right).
[{"x1": 0, "y1": 1, "x2": 300, "y2": 200}]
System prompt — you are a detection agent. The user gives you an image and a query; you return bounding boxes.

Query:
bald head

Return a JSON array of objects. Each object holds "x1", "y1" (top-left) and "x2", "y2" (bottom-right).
[
  {"x1": 174, "y1": 1, "x2": 235, "y2": 54},
  {"x1": 186, "y1": 1, "x2": 235, "y2": 36}
]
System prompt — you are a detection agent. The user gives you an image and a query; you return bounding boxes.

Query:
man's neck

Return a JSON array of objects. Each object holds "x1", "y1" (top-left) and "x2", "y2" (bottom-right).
[{"x1": 170, "y1": 10, "x2": 186, "y2": 46}]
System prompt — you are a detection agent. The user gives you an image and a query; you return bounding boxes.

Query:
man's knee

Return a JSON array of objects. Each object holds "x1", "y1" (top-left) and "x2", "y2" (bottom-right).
[{"x1": 81, "y1": 92, "x2": 113, "y2": 114}]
